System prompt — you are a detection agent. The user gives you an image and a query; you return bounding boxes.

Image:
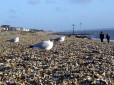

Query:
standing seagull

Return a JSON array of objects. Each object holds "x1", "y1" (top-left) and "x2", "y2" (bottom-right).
[
  {"x1": 29, "y1": 40, "x2": 53, "y2": 50},
  {"x1": 11, "y1": 37, "x2": 19, "y2": 43},
  {"x1": 53, "y1": 36, "x2": 65, "y2": 42}
]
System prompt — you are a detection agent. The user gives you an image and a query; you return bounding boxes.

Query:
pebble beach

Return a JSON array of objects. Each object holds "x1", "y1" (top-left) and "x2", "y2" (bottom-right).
[{"x1": 0, "y1": 31, "x2": 114, "y2": 85}]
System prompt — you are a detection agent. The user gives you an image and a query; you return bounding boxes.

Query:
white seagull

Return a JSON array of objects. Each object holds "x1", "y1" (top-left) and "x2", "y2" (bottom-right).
[
  {"x1": 30, "y1": 40, "x2": 53, "y2": 50},
  {"x1": 53, "y1": 36, "x2": 65, "y2": 42},
  {"x1": 11, "y1": 37, "x2": 19, "y2": 43}
]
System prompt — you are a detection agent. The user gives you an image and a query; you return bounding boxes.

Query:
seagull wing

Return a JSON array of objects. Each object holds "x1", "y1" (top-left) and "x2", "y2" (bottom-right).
[
  {"x1": 54, "y1": 37, "x2": 61, "y2": 42},
  {"x1": 33, "y1": 41, "x2": 50, "y2": 49}
]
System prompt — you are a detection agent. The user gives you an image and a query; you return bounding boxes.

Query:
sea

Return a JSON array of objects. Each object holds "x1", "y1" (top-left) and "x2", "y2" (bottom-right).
[{"x1": 62, "y1": 29, "x2": 114, "y2": 41}]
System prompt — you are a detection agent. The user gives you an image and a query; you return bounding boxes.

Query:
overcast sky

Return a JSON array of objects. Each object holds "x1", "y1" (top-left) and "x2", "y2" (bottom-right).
[{"x1": 0, "y1": 0, "x2": 114, "y2": 31}]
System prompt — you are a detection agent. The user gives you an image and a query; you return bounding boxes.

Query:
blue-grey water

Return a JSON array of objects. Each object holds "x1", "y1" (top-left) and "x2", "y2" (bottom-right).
[{"x1": 63, "y1": 29, "x2": 114, "y2": 41}]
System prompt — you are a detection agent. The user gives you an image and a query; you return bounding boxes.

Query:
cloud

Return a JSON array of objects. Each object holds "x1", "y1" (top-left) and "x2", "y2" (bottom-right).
[
  {"x1": 28, "y1": 0, "x2": 40, "y2": 5},
  {"x1": 9, "y1": 16, "x2": 17, "y2": 19},
  {"x1": 4, "y1": 20, "x2": 11, "y2": 24},
  {"x1": 54, "y1": 7, "x2": 69, "y2": 12},
  {"x1": 9, "y1": 9, "x2": 16, "y2": 14},
  {"x1": 55, "y1": 7, "x2": 62, "y2": 12},
  {"x1": 8, "y1": 9, "x2": 17, "y2": 20},
  {"x1": 70, "y1": 0, "x2": 92, "y2": 4},
  {"x1": 46, "y1": 0, "x2": 56, "y2": 3}
]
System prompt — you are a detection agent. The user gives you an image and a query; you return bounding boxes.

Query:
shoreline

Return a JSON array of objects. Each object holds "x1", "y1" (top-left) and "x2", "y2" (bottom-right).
[{"x1": 57, "y1": 32, "x2": 114, "y2": 43}]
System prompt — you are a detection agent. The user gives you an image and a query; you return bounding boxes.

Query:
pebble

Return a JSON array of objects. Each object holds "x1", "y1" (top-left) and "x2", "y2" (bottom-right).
[{"x1": 0, "y1": 31, "x2": 114, "y2": 84}]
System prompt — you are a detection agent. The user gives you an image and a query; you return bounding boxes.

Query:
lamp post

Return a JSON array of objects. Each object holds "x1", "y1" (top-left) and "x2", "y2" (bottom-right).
[{"x1": 72, "y1": 24, "x2": 75, "y2": 35}]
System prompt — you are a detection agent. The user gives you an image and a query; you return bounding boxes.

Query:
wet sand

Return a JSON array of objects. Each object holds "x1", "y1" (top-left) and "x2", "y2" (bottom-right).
[{"x1": 0, "y1": 31, "x2": 114, "y2": 85}]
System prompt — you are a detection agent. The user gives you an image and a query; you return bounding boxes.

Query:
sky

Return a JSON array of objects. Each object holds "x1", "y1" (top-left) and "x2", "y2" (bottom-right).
[{"x1": 0, "y1": 0, "x2": 114, "y2": 32}]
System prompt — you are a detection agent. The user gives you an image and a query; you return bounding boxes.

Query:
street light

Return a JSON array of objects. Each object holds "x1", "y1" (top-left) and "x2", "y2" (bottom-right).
[{"x1": 72, "y1": 24, "x2": 75, "y2": 35}]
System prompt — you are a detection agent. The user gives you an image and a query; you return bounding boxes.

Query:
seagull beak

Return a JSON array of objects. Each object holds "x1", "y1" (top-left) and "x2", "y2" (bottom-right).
[{"x1": 29, "y1": 45, "x2": 34, "y2": 48}]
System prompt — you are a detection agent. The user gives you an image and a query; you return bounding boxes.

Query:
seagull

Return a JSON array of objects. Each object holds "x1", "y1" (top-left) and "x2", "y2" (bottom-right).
[
  {"x1": 10, "y1": 37, "x2": 19, "y2": 43},
  {"x1": 29, "y1": 40, "x2": 53, "y2": 50},
  {"x1": 53, "y1": 36, "x2": 65, "y2": 42}
]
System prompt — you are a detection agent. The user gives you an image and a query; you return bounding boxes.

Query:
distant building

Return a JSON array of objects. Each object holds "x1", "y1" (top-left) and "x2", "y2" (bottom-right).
[
  {"x1": 10, "y1": 27, "x2": 17, "y2": 31},
  {"x1": 1, "y1": 25, "x2": 11, "y2": 30},
  {"x1": 0, "y1": 27, "x2": 5, "y2": 32},
  {"x1": 21, "y1": 28, "x2": 30, "y2": 31},
  {"x1": 0, "y1": 25, "x2": 30, "y2": 32},
  {"x1": 16, "y1": 27, "x2": 30, "y2": 31},
  {"x1": 0, "y1": 27, "x2": 5, "y2": 30}
]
